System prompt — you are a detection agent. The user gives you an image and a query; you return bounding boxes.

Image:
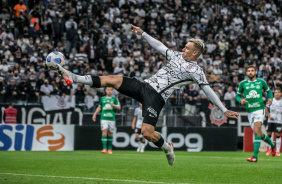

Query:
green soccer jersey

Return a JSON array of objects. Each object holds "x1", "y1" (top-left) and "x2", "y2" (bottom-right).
[
  {"x1": 99, "y1": 96, "x2": 120, "y2": 121},
  {"x1": 236, "y1": 78, "x2": 273, "y2": 112}
]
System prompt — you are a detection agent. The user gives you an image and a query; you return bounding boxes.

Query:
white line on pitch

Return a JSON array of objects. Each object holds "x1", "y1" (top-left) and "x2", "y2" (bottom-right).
[
  {"x1": 116, "y1": 154, "x2": 282, "y2": 161},
  {"x1": 0, "y1": 173, "x2": 191, "y2": 184}
]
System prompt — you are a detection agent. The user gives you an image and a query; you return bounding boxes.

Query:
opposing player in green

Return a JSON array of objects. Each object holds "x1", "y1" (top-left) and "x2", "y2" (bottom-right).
[
  {"x1": 92, "y1": 87, "x2": 120, "y2": 154},
  {"x1": 236, "y1": 66, "x2": 275, "y2": 162}
]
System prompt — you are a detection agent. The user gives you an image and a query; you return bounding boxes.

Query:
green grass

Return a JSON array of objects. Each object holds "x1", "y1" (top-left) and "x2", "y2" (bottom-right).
[{"x1": 0, "y1": 151, "x2": 281, "y2": 184}]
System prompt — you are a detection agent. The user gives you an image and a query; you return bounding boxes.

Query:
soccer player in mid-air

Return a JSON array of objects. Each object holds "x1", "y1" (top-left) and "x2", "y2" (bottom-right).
[
  {"x1": 265, "y1": 88, "x2": 282, "y2": 156},
  {"x1": 92, "y1": 87, "x2": 120, "y2": 154},
  {"x1": 132, "y1": 103, "x2": 146, "y2": 152},
  {"x1": 57, "y1": 24, "x2": 239, "y2": 165},
  {"x1": 236, "y1": 66, "x2": 275, "y2": 162}
]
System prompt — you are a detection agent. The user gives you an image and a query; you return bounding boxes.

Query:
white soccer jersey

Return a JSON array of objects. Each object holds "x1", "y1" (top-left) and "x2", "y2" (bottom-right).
[
  {"x1": 267, "y1": 98, "x2": 282, "y2": 123},
  {"x1": 144, "y1": 50, "x2": 209, "y2": 101},
  {"x1": 134, "y1": 107, "x2": 143, "y2": 129}
]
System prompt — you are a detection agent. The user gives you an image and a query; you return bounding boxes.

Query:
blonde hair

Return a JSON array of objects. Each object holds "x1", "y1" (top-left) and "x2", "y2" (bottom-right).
[{"x1": 189, "y1": 38, "x2": 205, "y2": 56}]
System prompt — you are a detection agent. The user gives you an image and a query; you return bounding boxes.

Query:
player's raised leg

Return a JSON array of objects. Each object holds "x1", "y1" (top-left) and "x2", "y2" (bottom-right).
[
  {"x1": 141, "y1": 123, "x2": 175, "y2": 165},
  {"x1": 56, "y1": 64, "x2": 123, "y2": 89}
]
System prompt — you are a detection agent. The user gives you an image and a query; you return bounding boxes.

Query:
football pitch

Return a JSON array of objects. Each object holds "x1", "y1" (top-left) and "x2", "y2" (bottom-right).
[{"x1": 0, "y1": 151, "x2": 281, "y2": 184}]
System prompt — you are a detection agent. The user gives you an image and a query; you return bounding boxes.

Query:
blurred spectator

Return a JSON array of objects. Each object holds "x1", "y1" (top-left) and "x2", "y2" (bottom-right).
[
  {"x1": 13, "y1": 0, "x2": 27, "y2": 17},
  {"x1": 224, "y1": 86, "x2": 236, "y2": 108},
  {"x1": 183, "y1": 84, "x2": 199, "y2": 115},
  {"x1": 27, "y1": 80, "x2": 39, "y2": 104},
  {"x1": 112, "y1": 50, "x2": 127, "y2": 68},
  {"x1": 17, "y1": 77, "x2": 28, "y2": 105},
  {"x1": 84, "y1": 39, "x2": 97, "y2": 63},
  {"x1": 40, "y1": 79, "x2": 53, "y2": 97},
  {"x1": 113, "y1": 62, "x2": 127, "y2": 76},
  {"x1": 0, "y1": 0, "x2": 280, "y2": 112},
  {"x1": 6, "y1": 79, "x2": 18, "y2": 103},
  {"x1": 75, "y1": 46, "x2": 88, "y2": 64},
  {"x1": 75, "y1": 83, "x2": 86, "y2": 104},
  {"x1": 4, "y1": 103, "x2": 17, "y2": 124},
  {"x1": 0, "y1": 76, "x2": 5, "y2": 103}
]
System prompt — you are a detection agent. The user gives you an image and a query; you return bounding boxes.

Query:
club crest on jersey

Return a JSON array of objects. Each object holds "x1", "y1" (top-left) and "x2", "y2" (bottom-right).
[
  {"x1": 246, "y1": 90, "x2": 260, "y2": 98},
  {"x1": 184, "y1": 64, "x2": 196, "y2": 72},
  {"x1": 208, "y1": 104, "x2": 227, "y2": 127}
]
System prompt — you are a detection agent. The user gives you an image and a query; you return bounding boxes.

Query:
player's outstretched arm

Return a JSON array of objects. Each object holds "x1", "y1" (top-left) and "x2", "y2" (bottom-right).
[
  {"x1": 131, "y1": 24, "x2": 168, "y2": 56},
  {"x1": 201, "y1": 85, "x2": 239, "y2": 119}
]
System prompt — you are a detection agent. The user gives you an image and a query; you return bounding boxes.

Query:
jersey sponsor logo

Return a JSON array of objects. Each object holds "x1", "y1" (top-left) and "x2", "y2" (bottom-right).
[
  {"x1": 248, "y1": 102, "x2": 261, "y2": 108},
  {"x1": 246, "y1": 90, "x2": 260, "y2": 98},
  {"x1": 103, "y1": 113, "x2": 113, "y2": 117},
  {"x1": 162, "y1": 66, "x2": 176, "y2": 77},
  {"x1": 147, "y1": 106, "x2": 157, "y2": 118},
  {"x1": 208, "y1": 104, "x2": 227, "y2": 127}
]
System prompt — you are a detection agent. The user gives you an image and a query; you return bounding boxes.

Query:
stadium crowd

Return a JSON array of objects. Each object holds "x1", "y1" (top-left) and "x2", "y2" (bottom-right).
[{"x1": 0, "y1": 0, "x2": 282, "y2": 114}]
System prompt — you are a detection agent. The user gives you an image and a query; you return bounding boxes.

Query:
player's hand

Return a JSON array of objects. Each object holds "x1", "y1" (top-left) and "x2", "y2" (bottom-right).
[
  {"x1": 92, "y1": 115, "x2": 96, "y2": 122},
  {"x1": 131, "y1": 24, "x2": 143, "y2": 35},
  {"x1": 110, "y1": 102, "x2": 115, "y2": 107},
  {"x1": 224, "y1": 110, "x2": 239, "y2": 119},
  {"x1": 267, "y1": 98, "x2": 272, "y2": 106},
  {"x1": 240, "y1": 98, "x2": 248, "y2": 105},
  {"x1": 268, "y1": 116, "x2": 274, "y2": 120}
]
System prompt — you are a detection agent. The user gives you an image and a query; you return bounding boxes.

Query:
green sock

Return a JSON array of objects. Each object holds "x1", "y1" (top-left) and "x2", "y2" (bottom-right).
[
  {"x1": 108, "y1": 136, "x2": 113, "y2": 150},
  {"x1": 253, "y1": 135, "x2": 261, "y2": 159},
  {"x1": 262, "y1": 134, "x2": 275, "y2": 148},
  {"x1": 101, "y1": 136, "x2": 107, "y2": 149}
]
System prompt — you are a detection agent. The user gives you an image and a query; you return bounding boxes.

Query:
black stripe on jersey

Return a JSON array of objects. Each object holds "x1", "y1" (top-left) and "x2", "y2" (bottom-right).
[
  {"x1": 159, "y1": 79, "x2": 193, "y2": 94},
  {"x1": 165, "y1": 49, "x2": 169, "y2": 60}
]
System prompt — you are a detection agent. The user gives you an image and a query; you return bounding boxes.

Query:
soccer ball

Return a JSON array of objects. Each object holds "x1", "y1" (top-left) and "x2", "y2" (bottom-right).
[{"x1": 46, "y1": 51, "x2": 66, "y2": 71}]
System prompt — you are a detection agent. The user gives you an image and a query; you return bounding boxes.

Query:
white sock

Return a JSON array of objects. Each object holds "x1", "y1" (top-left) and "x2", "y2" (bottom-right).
[
  {"x1": 138, "y1": 141, "x2": 141, "y2": 148},
  {"x1": 161, "y1": 142, "x2": 171, "y2": 152},
  {"x1": 74, "y1": 75, "x2": 93, "y2": 85},
  {"x1": 277, "y1": 137, "x2": 281, "y2": 152}
]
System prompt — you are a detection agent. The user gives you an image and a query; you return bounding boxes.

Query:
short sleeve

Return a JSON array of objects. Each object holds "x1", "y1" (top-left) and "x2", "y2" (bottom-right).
[
  {"x1": 193, "y1": 68, "x2": 209, "y2": 86},
  {"x1": 262, "y1": 79, "x2": 270, "y2": 92},
  {"x1": 99, "y1": 98, "x2": 102, "y2": 107},
  {"x1": 114, "y1": 97, "x2": 120, "y2": 106},
  {"x1": 134, "y1": 108, "x2": 138, "y2": 116}
]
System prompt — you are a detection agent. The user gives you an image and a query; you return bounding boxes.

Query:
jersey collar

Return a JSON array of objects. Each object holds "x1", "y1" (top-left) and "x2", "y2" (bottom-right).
[{"x1": 247, "y1": 78, "x2": 257, "y2": 82}]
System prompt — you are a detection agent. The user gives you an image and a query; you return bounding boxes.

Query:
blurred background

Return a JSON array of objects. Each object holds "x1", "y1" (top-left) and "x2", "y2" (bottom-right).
[{"x1": 0, "y1": 0, "x2": 281, "y2": 149}]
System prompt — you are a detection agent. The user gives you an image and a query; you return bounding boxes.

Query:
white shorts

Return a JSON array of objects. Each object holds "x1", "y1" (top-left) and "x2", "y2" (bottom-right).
[
  {"x1": 100, "y1": 120, "x2": 115, "y2": 132},
  {"x1": 247, "y1": 109, "x2": 265, "y2": 130}
]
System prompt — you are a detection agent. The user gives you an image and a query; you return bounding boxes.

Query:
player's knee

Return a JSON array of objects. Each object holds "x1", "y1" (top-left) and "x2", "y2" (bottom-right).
[
  {"x1": 253, "y1": 129, "x2": 260, "y2": 135},
  {"x1": 103, "y1": 75, "x2": 122, "y2": 88},
  {"x1": 142, "y1": 130, "x2": 153, "y2": 142},
  {"x1": 135, "y1": 138, "x2": 140, "y2": 142}
]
